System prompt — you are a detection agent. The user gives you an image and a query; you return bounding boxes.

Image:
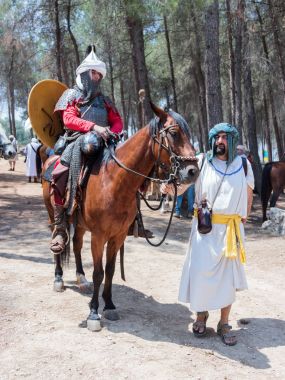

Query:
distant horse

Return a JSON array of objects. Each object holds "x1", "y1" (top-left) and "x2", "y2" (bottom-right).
[
  {"x1": 0, "y1": 126, "x2": 16, "y2": 160},
  {"x1": 42, "y1": 103, "x2": 199, "y2": 331},
  {"x1": 261, "y1": 161, "x2": 285, "y2": 221}
]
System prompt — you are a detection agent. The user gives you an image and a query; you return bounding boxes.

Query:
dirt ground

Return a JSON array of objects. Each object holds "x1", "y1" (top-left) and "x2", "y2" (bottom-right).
[{"x1": 0, "y1": 157, "x2": 285, "y2": 380}]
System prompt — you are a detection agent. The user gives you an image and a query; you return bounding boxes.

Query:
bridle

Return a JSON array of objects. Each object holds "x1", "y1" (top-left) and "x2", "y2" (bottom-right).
[
  {"x1": 151, "y1": 122, "x2": 197, "y2": 183},
  {"x1": 108, "y1": 121, "x2": 198, "y2": 185}
]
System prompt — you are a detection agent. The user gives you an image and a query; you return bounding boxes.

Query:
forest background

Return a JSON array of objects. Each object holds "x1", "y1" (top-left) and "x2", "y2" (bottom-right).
[{"x1": 1, "y1": 0, "x2": 285, "y2": 189}]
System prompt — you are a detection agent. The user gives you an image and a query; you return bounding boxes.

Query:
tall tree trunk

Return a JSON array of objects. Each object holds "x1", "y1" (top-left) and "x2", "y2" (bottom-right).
[
  {"x1": 66, "y1": 0, "x2": 80, "y2": 67},
  {"x1": 125, "y1": 10, "x2": 153, "y2": 127},
  {"x1": 163, "y1": 15, "x2": 178, "y2": 112},
  {"x1": 119, "y1": 76, "x2": 128, "y2": 130},
  {"x1": 256, "y1": 4, "x2": 283, "y2": 159},
  {"x1": 204, "y1": 0, "x2": 223, "y2": 130},
  {"x1": 61, "y1": 48, "x2": 70, "y2": 87},
  {"x1": 225, "y1": 0, "x2": 235, "y2": 124},
  {"x1": 7, "y1": 44, "x2": 16, "y2": 137},
  {"x1": 54, "y1": 0, "x2": 62, "y2": 82},
  {"x1": 234, "y1": 0, "x2": 244, "y2": 142},
  {"x1": 268, "y1": 0, "x2": 285, "y2": 106},
  {"x1": 107, "y1": 39, "x2": 115, "y2": 103},
  {"x1": 263, "y1": 94, "x2": 273, "y2": 162},
  {"x1": 190, "y1": 3, "x2": 208, "y2": 139},
  {"x1": 194, "y1": 73, "x2": 206, "y2": 151},
  {"x1": 243, "y1": 24, "x2": 262, "y2": 193}
]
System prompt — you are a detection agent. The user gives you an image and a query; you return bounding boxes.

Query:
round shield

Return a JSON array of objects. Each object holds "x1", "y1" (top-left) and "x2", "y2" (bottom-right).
[{"x1": 28, "y1": 80, "x2": 68, "y2": 148}]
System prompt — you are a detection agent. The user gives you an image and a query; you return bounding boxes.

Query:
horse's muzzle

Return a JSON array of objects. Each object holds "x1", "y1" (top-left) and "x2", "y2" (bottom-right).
[{"x1": 178, "y1": 164, "x2": 199, "y2": 184}]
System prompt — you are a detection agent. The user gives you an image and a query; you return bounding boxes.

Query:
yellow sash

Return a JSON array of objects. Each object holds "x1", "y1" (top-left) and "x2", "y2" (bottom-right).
[{"x1": 194, "y1": 210, "x2": 246, "y2": 263}]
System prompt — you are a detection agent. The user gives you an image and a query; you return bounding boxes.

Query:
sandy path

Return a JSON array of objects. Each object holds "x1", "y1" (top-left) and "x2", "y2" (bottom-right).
[{"x1": 0, "y1": 158, "x2": 284, "y2": 379}]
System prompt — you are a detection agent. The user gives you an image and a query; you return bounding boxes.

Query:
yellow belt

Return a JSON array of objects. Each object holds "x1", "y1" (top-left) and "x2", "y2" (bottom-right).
[{"x1": 194, "y1": 209, "x2": 246, "y2": 263}]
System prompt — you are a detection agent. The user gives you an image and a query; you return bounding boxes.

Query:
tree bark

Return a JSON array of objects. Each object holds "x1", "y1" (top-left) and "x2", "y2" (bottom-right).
[
  {"x1": 233, "y1": 0, "x2": 244, "y2": 142},
  {"x1": 256, "y1": 4, "x2": 283, "y2": 159},
  {"x1": 190, "y1": 3, "x2": 208, "y2": 139},
  {"x1": 7, "y1": 44, "x2": 16, "y2": 137},
  {"x1": 204, "y1": 0, "x2": 223, "y2": 130},
  {"x1": 163, "y1": 15, "x2": 178, "y2": 112},
  {"x1": 263, "y1": 94, "x2": 273, "y2": 162},
  {"x1": 107, "y1": 39, "x2": 115, "y2": 103},
  {"x1": 268, "y1": 0, "x2": 285, "y2": 101},
  {"x1": 119, "y1": 76, "x2": 128, "y2": 131},
  {"x1": 243, "y1": 24, "x2": 262, "y2": 193},
  {"x1": 66, "y1": 0, "x2": 80, "y2": 67},
  {"x1": 54, "y1": 0, "x2": 62, "y2": 82},
  {"x1": 125, "y1": 10, "x2": 153, "y2": 127},
  {"x1": 225, "y1": 0, "x2": 235, "y2": 124}
]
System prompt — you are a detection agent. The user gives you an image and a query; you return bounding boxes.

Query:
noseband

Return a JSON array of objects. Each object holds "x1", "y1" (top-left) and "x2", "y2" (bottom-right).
[{"x1": 151, "y1": 123, "x2": 198, "y2": 182}]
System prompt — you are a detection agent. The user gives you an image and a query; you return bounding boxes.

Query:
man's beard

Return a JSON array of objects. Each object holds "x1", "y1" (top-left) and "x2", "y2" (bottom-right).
[{"x1": 214, "y1": 144, "x2": 226, "y2": 156}]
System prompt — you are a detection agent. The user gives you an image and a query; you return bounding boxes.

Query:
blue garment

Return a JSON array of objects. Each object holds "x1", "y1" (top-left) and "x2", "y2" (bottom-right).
[
  {"x1": 46, "y1": 147, "x2": 55, "y2": 157},
  {"x1": 175, "y1": 184, "x2": 195, "y2": 215}
]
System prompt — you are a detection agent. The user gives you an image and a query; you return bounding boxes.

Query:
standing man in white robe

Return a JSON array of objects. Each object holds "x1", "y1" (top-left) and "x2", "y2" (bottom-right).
[
  {"x1": 24, "y1": 137, "x2": 40, "y2": 183},
  {"x1": 162, "y1": 123, "x2": 254, "y2": 346}
]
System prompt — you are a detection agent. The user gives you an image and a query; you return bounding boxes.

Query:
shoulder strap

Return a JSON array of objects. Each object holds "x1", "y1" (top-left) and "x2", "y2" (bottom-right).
[
  {"x1": 241, "y1": 156, "x2": 247, "y2": 176},
  {"x1": 30, "y1": 144, "x2": 37, "y2": 154}
]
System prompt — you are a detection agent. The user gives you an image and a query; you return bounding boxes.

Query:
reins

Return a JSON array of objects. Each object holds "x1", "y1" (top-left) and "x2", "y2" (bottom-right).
[
  {"x1": 106, "y1": 122, "x2": 196, "y2": 246},
  {"x1": 136, "y1": 183, "x2": 178, "y2": 247}
]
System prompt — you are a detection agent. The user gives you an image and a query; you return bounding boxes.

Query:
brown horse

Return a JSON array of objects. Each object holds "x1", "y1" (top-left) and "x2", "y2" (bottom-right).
[
  {"x1": 42, "y1": 104, "x2": 199, "y2": 331},
  {"x1": 37, "y1": 144, "x2": 49, "y2": 165},
  {"x1": 261, "y1": 161, "x2": 285, "y2": 221}
]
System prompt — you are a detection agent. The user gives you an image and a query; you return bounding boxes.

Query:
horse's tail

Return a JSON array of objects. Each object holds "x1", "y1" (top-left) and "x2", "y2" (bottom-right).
[
  {"x1": 261, "y1": 163, "x2": 273, "y2": 221},
  {"x1": 120, "y1": 244, "x2": 126, "y2": 281}
]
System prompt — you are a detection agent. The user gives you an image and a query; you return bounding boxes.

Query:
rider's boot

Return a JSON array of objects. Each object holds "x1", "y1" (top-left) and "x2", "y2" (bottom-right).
[{"x1": 50, "y1": 204, "x2": 68, "y2": 255}]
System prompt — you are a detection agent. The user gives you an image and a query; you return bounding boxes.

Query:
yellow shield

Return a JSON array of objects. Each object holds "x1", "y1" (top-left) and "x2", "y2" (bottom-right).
[{"x1": 28, "y1": 80, "x2": 68, "y2": 148}]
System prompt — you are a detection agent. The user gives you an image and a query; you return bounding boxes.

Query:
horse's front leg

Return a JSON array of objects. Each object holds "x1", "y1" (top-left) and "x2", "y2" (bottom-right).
[
  {"x1": 87, "y1": 233, "x2": 104, "y2": 331},
  {"x1": 73, "y1": 226, "x2": 91, "y2": 292},
  {"x1": 54, "y1": 254, "x2": 64, "y2": 292},
  {"x1": 102, "y1": 234, "x2": 126, "y2": 321}
]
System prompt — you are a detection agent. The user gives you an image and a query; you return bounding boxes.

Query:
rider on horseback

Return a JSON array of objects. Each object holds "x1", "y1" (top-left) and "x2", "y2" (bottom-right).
[{"x1": 50, "y1": 46, "x2": 123, "y2": 254}]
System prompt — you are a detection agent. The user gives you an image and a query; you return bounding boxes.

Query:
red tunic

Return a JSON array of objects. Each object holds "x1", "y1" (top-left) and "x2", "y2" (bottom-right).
[
  {"x1": 53, "y1": 101, "x2": 123, "y2": 205},
  {"x1": 61, "y1": 101, "x2": 123, "y2": 134}
]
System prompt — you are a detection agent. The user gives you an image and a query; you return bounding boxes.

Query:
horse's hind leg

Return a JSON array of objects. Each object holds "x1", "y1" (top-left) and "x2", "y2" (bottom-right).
[
  {"x1": 73, "y1": 226, "x2": 91, "y2": 292},
  {"x1": 102, "y1": 236, "x2": 126, "y2": 321},
  {"x1": 270, "y1": 188, "x2": 281, "y2": 208},
  {"x1": 87, "y1": 234, "x2": 104, "y2": 331}
]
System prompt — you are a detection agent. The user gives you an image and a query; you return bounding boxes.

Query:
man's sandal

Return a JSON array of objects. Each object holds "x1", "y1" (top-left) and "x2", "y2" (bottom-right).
[
  {"x1": 192, "y1": 311, "x2": 209, "y2": 337},
  {"x1": 217, "y1": 321, "x2": 237, "y2": 346}
]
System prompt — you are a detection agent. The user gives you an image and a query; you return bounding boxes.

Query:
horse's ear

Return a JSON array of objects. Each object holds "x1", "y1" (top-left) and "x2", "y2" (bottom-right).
[{"x1": 150, "y1": 101, "x2": 168, "y2": 122}]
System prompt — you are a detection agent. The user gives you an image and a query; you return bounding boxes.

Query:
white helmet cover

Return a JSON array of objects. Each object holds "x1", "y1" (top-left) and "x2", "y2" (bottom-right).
[{"x1": 76, "y1": 47, "x2": 107, "y2": 79}]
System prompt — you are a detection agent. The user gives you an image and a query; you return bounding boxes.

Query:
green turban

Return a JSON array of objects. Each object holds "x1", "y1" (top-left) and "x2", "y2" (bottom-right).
[{"x1": 207, "y1": 123, "x2": 239, "y2": 165}]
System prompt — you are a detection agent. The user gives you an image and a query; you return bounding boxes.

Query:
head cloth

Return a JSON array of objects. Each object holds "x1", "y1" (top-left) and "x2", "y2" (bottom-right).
[{"x1": 208, "y1": 122, "x2": 239, "y2": 164}]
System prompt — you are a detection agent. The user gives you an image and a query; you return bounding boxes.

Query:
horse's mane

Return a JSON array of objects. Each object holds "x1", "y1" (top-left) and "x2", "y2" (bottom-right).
[{"x1": 149, "y1": 110, "x2": 191, "y2": 140}]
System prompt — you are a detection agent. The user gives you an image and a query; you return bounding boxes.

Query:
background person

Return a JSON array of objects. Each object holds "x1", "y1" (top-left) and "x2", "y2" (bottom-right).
[
  {"x1": 8, "y1": 135, "x2": 18, "y2": 171},
  {"x1": 24, "y1": 137, "x2": 41, "y2": 183}
]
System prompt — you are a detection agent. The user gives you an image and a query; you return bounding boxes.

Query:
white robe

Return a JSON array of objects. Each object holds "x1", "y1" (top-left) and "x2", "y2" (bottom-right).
[
  {"x1": 24, "y1": 142, "x2": 40, "y2": 177},
  {"x1": 178, "y1": 155, "x2": 254, "y2": 312}
]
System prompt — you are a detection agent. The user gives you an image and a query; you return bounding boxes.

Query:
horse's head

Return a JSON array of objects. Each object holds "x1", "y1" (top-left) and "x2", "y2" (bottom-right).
[
  {"x1": 0, "y1": 127, "x2": 17, "y2": 160},
  {"x1": 149, "y1": 103, "x2": 199, "y2": 185}
]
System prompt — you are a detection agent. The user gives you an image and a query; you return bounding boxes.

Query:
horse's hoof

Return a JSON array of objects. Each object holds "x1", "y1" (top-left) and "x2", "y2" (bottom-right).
[
  {"x1": 87, "y1": 317, "x2": 102, "y2": 332},
  {"x1": 103, "y1": 309, "x2": 120, "y2": 321},
  {"x1": 76, "y1": 274, "x2": 93, "y2": 293},
  {"x1": 53, "y1": 279, "x2": 64, "y2": 292}
]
